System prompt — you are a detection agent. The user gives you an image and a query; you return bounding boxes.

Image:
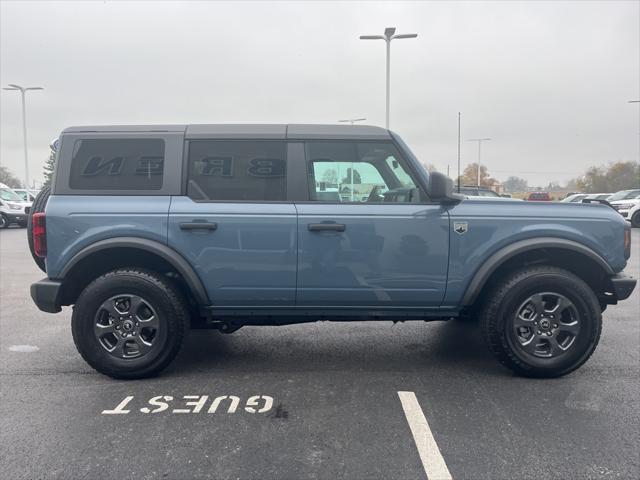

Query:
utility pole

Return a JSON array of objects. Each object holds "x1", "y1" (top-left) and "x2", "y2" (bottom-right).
[
  {"x1": 457, "y1": 112, "x2": 461, "y2": 192},
  {"x1": 3, "y1": 84, "x2": 44, "y2": 189},
  {"x1": 467, "y1": 138, "x2": 491, "y2": 187},
  {"x1": 360, "y1": 27, "x2": 417, "y2": 129}
]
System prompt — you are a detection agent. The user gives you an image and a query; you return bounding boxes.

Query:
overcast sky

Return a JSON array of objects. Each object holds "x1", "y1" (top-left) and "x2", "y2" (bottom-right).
[{"x1": 1, "y1": 0, "x2": 639, "y2": 187}]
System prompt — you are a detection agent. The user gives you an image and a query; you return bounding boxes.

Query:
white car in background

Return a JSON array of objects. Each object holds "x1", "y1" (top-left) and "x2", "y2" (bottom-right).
[
  {"x1": 12, "y1": 188, "x2": 39, "y2": 202},
  {"x1": 0, "y1": 183, "x2": 32, "y2": 228},
  {"x1": 583, "y1": 193, "x2": 612, "y2": 201},
  {"x1": 458, "y1": 186, "x2": 522, "y2": 200},
  {"x1": 607, "y1": 189, "x2": 640, "y2": 202},
  {"x1": 561, "y1": 193, "x2": 588, "y2": 203},
  {"x1": 609, "y1": 193, "x2": 640, "y2": 227}
]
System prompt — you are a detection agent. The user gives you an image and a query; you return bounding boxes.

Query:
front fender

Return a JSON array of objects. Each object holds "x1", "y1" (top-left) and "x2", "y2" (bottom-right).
[{"x1": 459, "y1": 237, "x2": 613, "y2": 306}]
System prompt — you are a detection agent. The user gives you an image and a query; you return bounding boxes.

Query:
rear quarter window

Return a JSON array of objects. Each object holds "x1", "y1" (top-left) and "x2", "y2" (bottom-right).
[
  {"x1": 68, "y1": 138, "x2": 165, "y2": 190},
  {"x1": 186, "y1": 140, "x2": 286, "y2": 201}
]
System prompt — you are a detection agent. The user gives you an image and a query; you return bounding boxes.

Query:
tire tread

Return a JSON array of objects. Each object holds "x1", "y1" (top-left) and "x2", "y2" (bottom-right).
[
  {"x1": 479, "y1": 265, "x2": 602, "y2": 378},
  {"x1": 72, "y1": 268, "x2": 190, "y2": 379}
]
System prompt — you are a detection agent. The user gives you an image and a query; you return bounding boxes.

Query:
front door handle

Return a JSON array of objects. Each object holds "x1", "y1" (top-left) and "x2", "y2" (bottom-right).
[
  {"x1": 179, "y1": 221, "x2": 217, "y2": 231},
  {"x1": 308, "y1": 223, "x2": 346, "y2": 232}
]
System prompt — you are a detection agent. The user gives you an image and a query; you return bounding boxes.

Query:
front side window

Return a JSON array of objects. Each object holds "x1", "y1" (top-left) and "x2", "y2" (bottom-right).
[
  {"x1": 187, "y1": 141, "x2": 286, "y2": 201},
  {"x1": 69, "y1": 138, "x2": 165, "y2": 190},
  {"x1": 306, "y1": 142, "x2": 421, "y2": 203}
]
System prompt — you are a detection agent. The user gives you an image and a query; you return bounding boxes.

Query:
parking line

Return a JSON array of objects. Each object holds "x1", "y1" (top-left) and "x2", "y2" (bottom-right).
[{"x1": 398, "y1": 391, "x2": 452, "y2": 480}]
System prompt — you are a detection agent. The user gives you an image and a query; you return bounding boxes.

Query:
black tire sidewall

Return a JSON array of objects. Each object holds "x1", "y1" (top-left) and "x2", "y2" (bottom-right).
[
  {"x1": 0, "y1": 214, "x2": 7, "y2": 229},
  {"x1": 495, "y1": 272, "x2": 600, "y2": 375},
  {"x1": 72, "y1": 271, "x2": 186, "y2": 378},
  {"x1": 631, "y1": 211, "x2": 640, "y2": 228}
]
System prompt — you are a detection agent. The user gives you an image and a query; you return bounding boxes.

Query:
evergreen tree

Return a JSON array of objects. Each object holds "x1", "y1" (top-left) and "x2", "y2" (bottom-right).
[{"x1": 43, "y1": 149, "x2": 56, "y2": 187}]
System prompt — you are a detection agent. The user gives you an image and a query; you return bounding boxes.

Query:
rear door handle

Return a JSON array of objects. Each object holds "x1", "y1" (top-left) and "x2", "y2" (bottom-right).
[
  {"x1": 179, "y1": 221, "x2": 217, "y2": 231},
  {"x1": 308, "y1": 223, "x2": 346, "y2": 232}
]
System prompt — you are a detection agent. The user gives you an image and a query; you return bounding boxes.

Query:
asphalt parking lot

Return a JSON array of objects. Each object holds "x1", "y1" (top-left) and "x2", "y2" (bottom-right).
[{"x1": 1, "y1": 226, "x2": 638, "y2": 480}]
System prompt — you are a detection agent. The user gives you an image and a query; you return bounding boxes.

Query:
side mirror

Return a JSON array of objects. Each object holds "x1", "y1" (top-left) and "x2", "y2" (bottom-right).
[{"x1": 428, "y1": 172, "x2": 460, "y2": 203}]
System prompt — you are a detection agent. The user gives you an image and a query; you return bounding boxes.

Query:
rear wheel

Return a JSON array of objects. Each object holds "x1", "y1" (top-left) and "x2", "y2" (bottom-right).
[
  {"x1": 480, "y1": 265, "x2": 602, "y2": 378},
  {"x1": 27, "y1": 186, "x2": 50, "y2": 272},
  {"x1": 72, "y1": 268, "x2": 190, "y2": 379}
]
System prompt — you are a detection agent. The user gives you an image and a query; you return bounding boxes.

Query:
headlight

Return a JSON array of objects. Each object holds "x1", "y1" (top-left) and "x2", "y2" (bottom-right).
[{"x1": 8, "y1": 203, "x2": 21, "y2": 210}]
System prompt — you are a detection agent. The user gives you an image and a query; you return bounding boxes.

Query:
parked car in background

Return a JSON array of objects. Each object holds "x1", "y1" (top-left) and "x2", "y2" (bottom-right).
[
  {"x1": 527, "y1": 192, "x2": 551, "y2": 201},
  {"x1": 583, "y1": 193, "x2": 612, "y2": 202},
  {"x1": 13, "y1": 188, "x2": 39, "y2": 202},
  {"x1": 0, "y1": 182, "x2": 31, "y2": 228},
  {"x1": 458, "y1": 185, "x2": 501, "y2": 197},
  {"x1": 561, "y1": 193, "x2": 588, "y2": 203},
  {"x1": 607, "y1": 189, "x2": 640, "y2": 202},
  {"x1": 609, "y1": 193, "x2": 640, "y2": 227},
  {"x1": 459, "y1": 186, "x2": 520, "y2": 201}
]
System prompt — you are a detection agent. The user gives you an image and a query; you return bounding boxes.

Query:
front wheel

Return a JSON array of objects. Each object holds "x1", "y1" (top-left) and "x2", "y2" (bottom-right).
[
  {"x1": 631, "y1": 211, "x2": 640, "y2": 228},
  {"x1": 480, "y1": 266, "x2": 602, "y2": 378},
  {"x1": 0, "y1": 214, "x2": 8, "y2": 229},
  {"x1": 72, "y1": 269, "x2": 190, "y2": 379}
]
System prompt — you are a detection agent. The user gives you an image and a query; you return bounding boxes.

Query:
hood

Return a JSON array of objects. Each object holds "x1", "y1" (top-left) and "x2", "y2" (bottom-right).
[
  {"x1": 449, "y1": 198, "x2": 628, "y2": 273},
  {"x1": 453, "y1": 197, "x2": 624, "y2": 222},
  {"x1": 609, "y1": 198, "x2": 640, "y2": 207},
  {"x1": 464, "y1": 196, "x2": 523, "y2": 201}
]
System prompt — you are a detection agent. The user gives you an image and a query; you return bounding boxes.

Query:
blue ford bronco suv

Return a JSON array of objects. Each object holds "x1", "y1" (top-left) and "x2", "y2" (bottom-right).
[{"x1": 29, "y1": 124, "x2": 636, "y2": 379}]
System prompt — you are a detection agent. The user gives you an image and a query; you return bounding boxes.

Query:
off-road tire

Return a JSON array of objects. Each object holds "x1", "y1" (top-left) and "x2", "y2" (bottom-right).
[
  {"x1": 27, "y1": 186, "x2": 50, "y2": 272},
  {"x1": 480, "y1": 265, "x2": 602, "y2": 378},
  {"x1": 631, "y1": 211, "x2": 640, "y2": 228},
  {"x1": 72, "y1": 268, "x2": 190, "y2": 379}
]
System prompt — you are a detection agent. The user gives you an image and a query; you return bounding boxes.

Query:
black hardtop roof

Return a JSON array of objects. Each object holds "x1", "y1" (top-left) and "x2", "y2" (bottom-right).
[{"x1": 62, "y1": 124, "x2": 391, "y2": 140}]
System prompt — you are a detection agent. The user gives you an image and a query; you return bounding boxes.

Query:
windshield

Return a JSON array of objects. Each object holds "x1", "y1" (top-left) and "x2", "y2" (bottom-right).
[
  {"x1": 0, "y1": 188, "x2": 22, "y2": 202},
  {"x1": 607, "y1": 190, "x2": 640, "y2": 201}
]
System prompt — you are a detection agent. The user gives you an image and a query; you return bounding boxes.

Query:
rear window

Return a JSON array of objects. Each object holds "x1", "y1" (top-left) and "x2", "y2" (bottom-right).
[
  {"x1": 187, "y1": 141, "x2": 286, "y2": 201},
  {"x1": 69, "y1": 138, "x2": 165, "y2": 190}
]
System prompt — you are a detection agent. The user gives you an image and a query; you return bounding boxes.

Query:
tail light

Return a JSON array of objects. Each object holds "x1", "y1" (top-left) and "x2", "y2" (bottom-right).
[
  {"x1": 32, "y1": 212, "x2": 47, "y2": 257},
  {"x1": 624, "y1": 226, "x2": 631, "y2": 260}
]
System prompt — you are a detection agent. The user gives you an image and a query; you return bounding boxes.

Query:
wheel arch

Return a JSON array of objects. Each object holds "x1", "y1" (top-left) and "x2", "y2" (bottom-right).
[
  {"x1": 57, "y1": 237, "x2": 209, "y2": 306},
  {"x1": 461, "y1": 237, "x2": 614, "y2": 307}
]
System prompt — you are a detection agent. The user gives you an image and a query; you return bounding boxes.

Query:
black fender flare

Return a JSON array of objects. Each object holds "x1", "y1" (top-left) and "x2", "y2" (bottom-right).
[
  {"x1": 57, "y1": 237, "x2": 210, "y2": 305},
  {"x1": 461, "y1": 237, "x2": 614, "y2": 306}
]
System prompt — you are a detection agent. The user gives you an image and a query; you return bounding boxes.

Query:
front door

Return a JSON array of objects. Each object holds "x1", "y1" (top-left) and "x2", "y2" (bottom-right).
[
  {"x1": 296, "y1": 141, "x2": 449, "y2": 307},
  {"x1": 169, "y1": 139, "x2": 297, "y2": 306}
]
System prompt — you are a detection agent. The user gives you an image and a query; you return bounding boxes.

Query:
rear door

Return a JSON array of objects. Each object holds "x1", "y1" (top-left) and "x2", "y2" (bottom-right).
[
  {"x1": 168, "y1": 137, "x2": 297, "y2": 306},
  {"x1": 295, "y1": 141, "x2": 450, "y2": 307}
]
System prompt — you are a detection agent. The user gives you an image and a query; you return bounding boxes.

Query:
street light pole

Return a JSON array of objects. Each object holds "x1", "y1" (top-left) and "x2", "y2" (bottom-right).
[
  {"x1": 3, "y1": 84, "x2": 44, "y2": 189},
  {"x1": 360, "y1": 27, "x2": 417, "y2": 129},
  {"x1": 468, "y1": 138, "x2": 491, "y2": 187}
]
